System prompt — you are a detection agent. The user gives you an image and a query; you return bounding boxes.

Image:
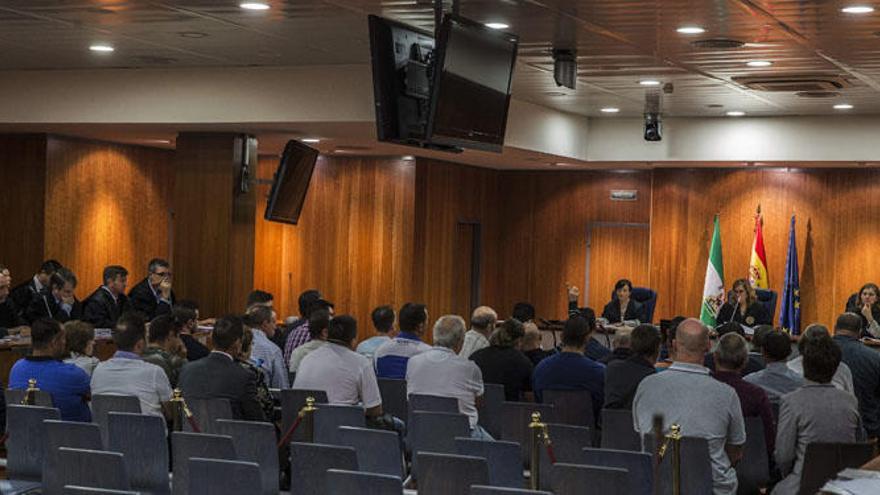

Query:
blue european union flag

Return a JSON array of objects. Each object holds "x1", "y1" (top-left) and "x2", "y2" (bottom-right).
[{"x1": 781, "y1": 215, "x2": 801, "y2": 335}]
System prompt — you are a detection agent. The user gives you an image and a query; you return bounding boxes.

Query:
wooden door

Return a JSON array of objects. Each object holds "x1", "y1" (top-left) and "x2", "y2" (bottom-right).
[
  {"x1": 453, "y1": 222, "x2": 481, "y2": 321},
  {"x1": 585, "y1": 223, "x2": 651, "y2": 313}
]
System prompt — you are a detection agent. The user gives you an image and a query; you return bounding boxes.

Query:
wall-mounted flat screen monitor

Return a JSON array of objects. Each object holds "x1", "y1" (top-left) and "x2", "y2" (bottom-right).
[{"x1": 263, "y1": 140, "x2": 319, "y2": 225}]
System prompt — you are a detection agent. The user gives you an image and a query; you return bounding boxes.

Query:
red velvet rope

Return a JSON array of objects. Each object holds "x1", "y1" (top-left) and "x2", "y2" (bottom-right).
[
  {"x1": 186, "y1": 414, "x2": 202, "y2": 433},
  {"x1": 545, "y1": 441, "x2": 557, "y2": 464},
  {"x1": 276, "y1": 415, "x2": 303, "y2": 449}
]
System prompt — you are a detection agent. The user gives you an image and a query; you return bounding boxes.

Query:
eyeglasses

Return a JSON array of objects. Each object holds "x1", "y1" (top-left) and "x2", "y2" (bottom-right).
[{"x1": 152, "y1": 271, "x2": 171, "y2": 277}]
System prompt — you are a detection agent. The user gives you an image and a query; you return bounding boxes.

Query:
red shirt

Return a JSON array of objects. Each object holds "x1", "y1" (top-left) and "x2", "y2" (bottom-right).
[{"x1": 713, "y1": 370, "x2": 776, "y2": 457}]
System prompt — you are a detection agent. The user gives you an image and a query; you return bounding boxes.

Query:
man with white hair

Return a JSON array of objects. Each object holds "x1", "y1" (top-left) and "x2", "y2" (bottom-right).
[
  {"x1": 406, "y1": 314, "x2": 491, "y2": 439},
  {"x1": 459, "y1": 306, "x2": 497, "y2": 358}
]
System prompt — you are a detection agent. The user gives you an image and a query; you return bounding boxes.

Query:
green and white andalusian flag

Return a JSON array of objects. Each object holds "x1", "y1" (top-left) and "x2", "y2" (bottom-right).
[{"x1": 700, "y1": 215, "x2": 725, "y2": 327}]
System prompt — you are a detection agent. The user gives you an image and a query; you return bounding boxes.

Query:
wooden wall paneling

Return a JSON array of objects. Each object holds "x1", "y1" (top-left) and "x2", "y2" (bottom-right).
[
  {"x1": 173, "y1": 133, "x2": 254, "y2": 317},
  {"x1": 253, "y1": 155, "x2": 415, "y2": 341},
  {"x1": 586, "y1": 224, "x2": 650, "y2": 313},
  {"x1": 43, "y1": 136, "x2": 174, "y2": 300},
  {"x1": 0, "y1": 134, "x2": 47, "y2": 283}
]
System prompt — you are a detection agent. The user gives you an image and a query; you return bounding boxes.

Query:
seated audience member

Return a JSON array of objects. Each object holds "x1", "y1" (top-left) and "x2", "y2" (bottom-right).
[
  {"x1": 787, "y1": 323, "x2": 854, "y2": 393},
  {"x1": 512, "y1": 302, "x2": 536, "y2": 325},
  {"x1": 602, "y1": 278, "x2": 645, "y2": 324},
  {"x1": 63, "y1": 320, "x2": 99, "y2": 376},
  {"x1": 178, "y1": 315, "x2": 266, "y2": 421},
  {"x1": 470, "y1": 319, "x2": 534, "y2": 401},
  {"x1": 374, "y1": 302, "x2": 432, "y2": 379},
  {"x1": 91, "y1": 314, "x2": 173, "y2": 417},
  {"x1": 142, "y1": 314, "x2": 187, "y2": 387},
  {"x1": 284, "y1": 297, "x2": 334, "y2": 365},
  {"x1": 704, "y1": 322, "x2": 765, "y2": 376},
  {"x1": 658, "y1": 315, "x2": 686, "y2": 364},
  {"x1": 533, "y1": 316, "x2": 605, "y2": 419},
  {"x1": 237, "y1": 327, "x2": 276, "y2": 421},
  {"x1": 288, "y1": 307, "x2": 331, "y2": 373},
  {"x1": 10, "y1": 259, "x2": 63, "y2": 313},
  {"x1": 772, "y1": 332, "x2": 863, "y2": 495},
  {"x1": 600, "y1": 327, "x2": 633, "y2": 364},
  {"x1": 845, "y1": 282, "x2": 880, "y2": 337},
  {"x1": 521, "y1": 322, "x2": 552, "y2": 366},
  {"x1": 717, "y1": 278, "x2": 771, "y2": 327},
  {"x1": 633, "y1": 318, "x2": 745, "y2": 495},
  {"x1": 833, "y1": 312, "x2": 880, "y2": 438},
  {"x1": 83, "y1": 265, "x2": 131, "y2": 329},
  {"x1": 244, "y1": 305, "x2": 288, "y2": 388},
  {"x1": 295, "y1": 315, "x2": 383, "y2": 417},
  {"x1": 749, "y1": 324, "x2": 774, "y2": 365},
  {"x1": 0, "y1": 270, "x2": 28, "y2": 338},
  {"x1": 712, "y1": 332, "x2": 775, "y2": 459},
  {"x1": 274, "y1": 289, "x2": 321, "y2": 349},
  {"x1": 744, "y1": 330, "x2": 804, "y2": 403},
  {"x1": 460, "y1": 306, "x2": 497, "y2": 358},
  {"x1": 128, "y1": 258, "x2": 176, "y2": 320},
  {"x1": 172, "y1": 301, "x2": 210, "y2": 361},
  {"x1": 566, "y1": 286, "x2": 611, "y2": 362},
  {"x1": 604, "y1": 324, "x2": 659, "y2": 410},
  {"x1": 407, "y1": 315, "x2": 490, "y2": 439},
  {"x1": 9, "y1": 318, "x2": 91, "y2": 421},
  {"x1": 357, "y1": 305, "x2": 398, "y2": 360},
  {"x1": 25, "y1": 267, "x2": 82, "y2": 323},
  {"x1": 246, "y1": 289, "x2": 274, "y2": 311}
]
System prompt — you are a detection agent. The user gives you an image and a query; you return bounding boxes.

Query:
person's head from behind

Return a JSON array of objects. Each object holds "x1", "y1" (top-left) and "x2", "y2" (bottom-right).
[
  {"x1": 614, "y1": 279, "x2": 633, "y2": 302},
  {"x1": 751, "y1": 325, "x2": 774, "y2": 353},
  {"x1": 717, "y1": 321, "x2": 745, "y2": 338},
  {"x1": 521, "y1": 322, "x2": 542, "y2": 351},
  {"x1": 802, "y1": 332, "x2": 841, "y2": 384},
  {"x1": 212, "y1": 315, "x2": 245, "y2": 356},
  {"x1": 114, "y1": 313, "x2": 147, "y2": 354},
  {"x1": 246, "y1": 290, "x2": 273, "y2": 311},
  {"x1": 470, "y1": 306, "x2": 497, "y2": 334},
  {"x1": 561, "y1": 316, "x2": 590, "y2": 351},
  {"x1": 835, "y1": 312, "x2": 862, "y2": 337},
  {"x1": 512, "y1": 302, "x2": 536, "y2": 323},
  {"x1": 859, "y1": 283, "x2": 880, "y2": 308},
  {"x1": 714, "y1": 332, "x2": 748, "y2": 372},
  {"x1": 371, "y1": 305, "x2": 396, "y2": 337},
  {"x1": 308, "y1": 308, "x2": 332, "y2": 340},
  {"x1": 0, "y1": 271, "x2": 10, "y2": 303},
  {"x1": 32, "y1": 318, "x2": 66, "y2": 358},
  {"x1": 298, "y1": 289, "x2": 322, "y2": 318},
  {"x1": 433, "y1": 315, "x2": 467, "y2": 353},
  {"x1": 148, "y1": 314, "x2": 182, "y2": 352},
  {"x1": 399, "y1": 302, "x2": 428, "y2": 337},
  {"x1": 103, "y1": 265, "x2": 128, "y2": 296},
  {"x1": 245, "y1": 304, "x2": 277, "y2": 338},
  {"x1": 631, "y1": 324, "x2": 661, "y2": 363},
  {"x1": 799, "y1": 324, "x2": 830, "y2": 355},
  {"x1": 672, "y1": 318, "x2": 711, "y2": 364},
  {"x1": 328, "y1": 315, "x2": 358, "y2": 349},
  {"x1": 612, "y1": 327, "x2": 632, "y2": 350},
  {"x1": 37, "y1": 259, "x2": 63, "y2": 285},
  {"x1": 64, "y1": 320, "x2": 95, "y2": 357},
  {"x1": 50, "y1": 268, "x2": 78, "y2": 302},
  {"x1": 762, "y1": 330, "x2": 792, "y2": 363},
  {"x1": 239, "y1": 327, "x2": 254, "y2": 361},
  {"x1": 489, "y1": 318, "x2": 525, "y2": 349},
  {"x1": 172, "y1": 302, "x2": 198, "y2": 333}
]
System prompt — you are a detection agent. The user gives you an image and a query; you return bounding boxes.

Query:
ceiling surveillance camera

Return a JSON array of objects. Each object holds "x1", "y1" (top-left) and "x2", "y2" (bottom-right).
[{"x1": 644, "y1": 113, "x2": 662, "y2": 141}]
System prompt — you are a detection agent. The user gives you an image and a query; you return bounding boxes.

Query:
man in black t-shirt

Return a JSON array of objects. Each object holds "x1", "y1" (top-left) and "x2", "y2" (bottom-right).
[{"x1": 470, "y1": 319, "x2": 534, "y2": 401}]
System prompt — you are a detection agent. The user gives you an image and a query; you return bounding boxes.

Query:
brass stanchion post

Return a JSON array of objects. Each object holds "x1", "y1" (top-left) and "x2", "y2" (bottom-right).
[
  {"x1": 657, "y1": 423, "x2": 683, "y2": 495},
  {"x1": 170, "y1": 389, "x2": 186, "y2": 431},
  {"x1": 301, "y1": 397, "x2": 317, "y2": 443},
  {"x1": 22, "y1": 378, "x2": 38, "y2": 405},
  {"x1": 528, "y1": 411, "x2": 546, "y2": 490}
]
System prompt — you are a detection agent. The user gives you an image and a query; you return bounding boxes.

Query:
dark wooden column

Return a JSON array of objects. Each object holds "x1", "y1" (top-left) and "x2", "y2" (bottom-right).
[
  {"x1": 0, "y1": 134, "x2": 48, "y2": 280},
  {"x1": 172, "y1": 133, "x2": 256, "y2": 317}
]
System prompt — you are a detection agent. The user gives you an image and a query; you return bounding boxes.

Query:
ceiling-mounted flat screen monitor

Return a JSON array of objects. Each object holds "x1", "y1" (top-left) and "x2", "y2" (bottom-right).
[
  {"x1": 263, "y1": 140, "x2": 319, "y2": 225},
  {"x1": 427, "y1": 15, "x2": 519, "y2": 152}
]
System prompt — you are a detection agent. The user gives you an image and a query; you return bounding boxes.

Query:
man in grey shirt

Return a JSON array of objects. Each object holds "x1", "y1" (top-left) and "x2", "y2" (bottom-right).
[
  {"x1": 744, "y1": 330, "x2": 804, "y2": 403},
  {"x1": 773, "y1": 329, "x2": 863, "y2": 494},
  {"x1": 633, "y1": 318, "x2": 745, "y2": 495}
]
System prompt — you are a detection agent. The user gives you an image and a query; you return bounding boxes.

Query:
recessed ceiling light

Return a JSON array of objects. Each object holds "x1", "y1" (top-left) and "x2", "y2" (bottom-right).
[
  {"x1": 402, "y1": 155, "x2": 415, "y2": 160},
  {"x1": 301, "y1": 138, "x2": 320, "y2": 143},
  {"x1": 240, "y1": 2, "x2": 270, "y2": 10},
  {"x1": 600, "y1": 107, "x2": 620, "y2": 113},
  {"x1": 142, "y1": 139, "x2": 171, "y2": 144},
  {"x1": 89, "y1": 44, "x2": 114, "y2": 53},
  {"x1": 639, "y1": 79, "x2": 661, "y2": 86},
  {"x1": 484, "y1": 22, "x2": 510, "y2": 30},
  {"x1": 747, "y1": 60, "x2": 773, "y2": 67},
  {"x1": 841, "y1": 5, "x2": 875, "y2": 14},
  {"x1": 676, "y1": 26, "x2": 705, "y2": 34},
  {"x1": 834, "y1": 103, "x2": 854, "y2": 110},
  {"x1": 726, "y1": 111, "x2": 746, "y2": 116}
]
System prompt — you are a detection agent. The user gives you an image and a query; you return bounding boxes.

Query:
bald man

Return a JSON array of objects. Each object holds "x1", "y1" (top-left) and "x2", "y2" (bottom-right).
[
  {"x1": 632, "y1": 318, "x2": 746, "y2": 495},
  {"x1": 459, "y1": 306, "x2": 497, "y2": 358}
]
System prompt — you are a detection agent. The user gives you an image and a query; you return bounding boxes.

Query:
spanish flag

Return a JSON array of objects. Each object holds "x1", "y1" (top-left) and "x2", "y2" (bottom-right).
[{"x1": 749, "y1": 206, "x2": 769, "y2": 289}]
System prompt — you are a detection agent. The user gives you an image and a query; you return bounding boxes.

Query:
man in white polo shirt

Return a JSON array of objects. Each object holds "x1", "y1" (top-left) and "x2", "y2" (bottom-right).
[
  {"x1": 406, "y1": 314, "x2": 490, "y2": 439},
  {"x1": 91, "y1": 313, "x2": 173, "y2": 418},
  {"x1": 294, "y1": 315, "x2": 383, "y2": 417}
]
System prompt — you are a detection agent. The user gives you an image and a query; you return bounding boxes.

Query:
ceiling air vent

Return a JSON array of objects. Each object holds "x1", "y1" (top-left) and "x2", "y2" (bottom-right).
[
  {"x1": 690, "y1": 38, "x2": 746, "y2": 49},
  {"x1": 796, "y1": 91, "x2": 840, "y2": 98},
  {"x1": 733, "y1": 75, "x2": 852, "y2": 92}
]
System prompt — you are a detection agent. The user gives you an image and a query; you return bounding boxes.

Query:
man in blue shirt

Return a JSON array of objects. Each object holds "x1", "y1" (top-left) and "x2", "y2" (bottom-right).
[
  {"x1": 9, "y1": 318, "x2": 91, "y2": 421},
  {"x1": 374, "y1": 303, "x2": 431, "y2": 379},
  {"x1": 357, "y1": 305, "x2": 397, "y2": 360},
  {"x1": 533, "y1": 316, "x2": 605, "y2": 418},
  {"x1": 566, "y1": 286, "x2": 611, "y2": 362}
]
